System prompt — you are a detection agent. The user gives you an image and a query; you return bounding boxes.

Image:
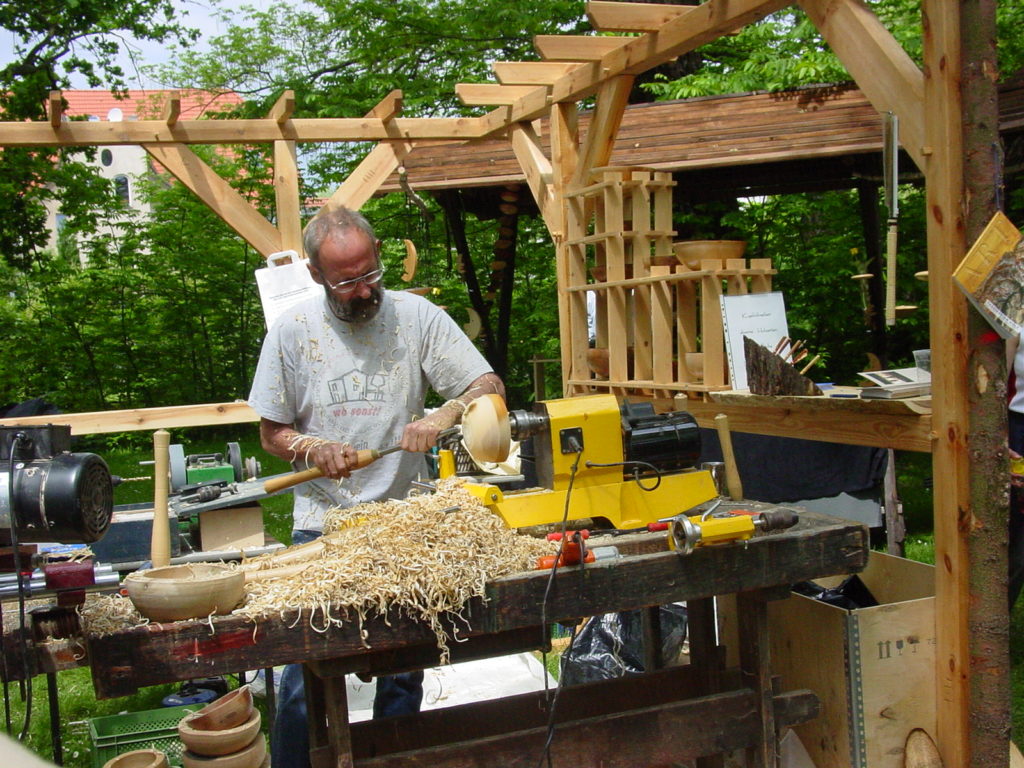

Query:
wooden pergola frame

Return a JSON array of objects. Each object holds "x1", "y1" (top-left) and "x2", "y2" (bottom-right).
[{"x1": 1, "y1": 1, "x2": 1003, "y2": 764}]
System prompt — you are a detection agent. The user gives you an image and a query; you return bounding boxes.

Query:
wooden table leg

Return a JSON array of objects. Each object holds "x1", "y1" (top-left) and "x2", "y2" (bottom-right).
[
  {"x1": 689, "y1": 597, "x2": 726, "y2": 768},
  {"x1": 641, "y1": 604, "x2": 664, "y2": 672},
  {"x1": 303, "y1": 665, "x2": 354, "y2": 768},
  {"x1": 737, "y1": 589, "x2": 778, "y2": 768}
]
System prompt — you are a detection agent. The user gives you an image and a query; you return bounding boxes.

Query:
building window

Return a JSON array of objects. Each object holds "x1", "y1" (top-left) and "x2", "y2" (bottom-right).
[
  {"x1": 113, "y1": 175, "x2": 130, "y2": 205},
  {"x1": 101, "y1": 149, "x2": 113, "y2": 167}
]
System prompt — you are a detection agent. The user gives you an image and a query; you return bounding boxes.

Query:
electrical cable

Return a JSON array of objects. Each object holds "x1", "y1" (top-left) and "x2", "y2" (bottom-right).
[
  {"x1": 535, "y1": 438, "x2": 583, "y2": 768},
  {"x1": 584, "y1": 459, "x2": 663, "y2": 491}
]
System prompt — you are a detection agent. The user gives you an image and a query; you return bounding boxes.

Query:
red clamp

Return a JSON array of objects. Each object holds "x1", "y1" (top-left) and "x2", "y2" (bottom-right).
[{"x1": 537, "y1": 530, "x2": 590, "y2": 570}]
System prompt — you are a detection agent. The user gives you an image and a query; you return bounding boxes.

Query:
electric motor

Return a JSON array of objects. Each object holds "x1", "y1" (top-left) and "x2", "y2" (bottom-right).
[
  {"x1": 0, "y1": 426, "x2": 113, "y2": 544},
  {"x1": 620, "y1": 401, "x2": 701, "y2": 471}
]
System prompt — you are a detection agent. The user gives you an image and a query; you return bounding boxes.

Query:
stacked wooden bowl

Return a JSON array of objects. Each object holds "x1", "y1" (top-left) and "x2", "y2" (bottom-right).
[
  {"x1": 102, "y1": 749, "x2": 168, "y2": 768},
  {"x1": 178, "y1": 686, "x2": 267, "y2": 768}
]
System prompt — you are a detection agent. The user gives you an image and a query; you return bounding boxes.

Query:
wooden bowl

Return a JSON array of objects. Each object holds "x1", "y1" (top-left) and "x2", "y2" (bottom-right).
[
  {"x1": 102, "y1": 750, "x2": 169, "y2": 768},
  {"x1": 586, "y1": 348, "x2": 610, "y2": 378},
  {"x1": 673, "y1": 240, "x2": 747, "y2": 269},
  {"x1": 186, "y1": 686, "x2": 254, "y2": 732},
  {"x1": 462, "y1": 394, "x2": 511, "y2": 463},
  {"x1": 182, "y1": 736, "x2": 265, "y2": 768},
  {"x1": 123, "y1": 563, "x2": 244, "y2": 622},
  {"x1": 683, "y1": 353, "x2": 704, "y2": 383},
  {"x1": 179, "y1": 709, "x2": 261, "y2": 756}
]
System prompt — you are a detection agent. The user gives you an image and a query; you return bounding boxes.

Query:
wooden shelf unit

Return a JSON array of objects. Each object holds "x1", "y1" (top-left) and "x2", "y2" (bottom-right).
[{"x1": 562, "y1": 167, "x2": 778, "y2": 399}]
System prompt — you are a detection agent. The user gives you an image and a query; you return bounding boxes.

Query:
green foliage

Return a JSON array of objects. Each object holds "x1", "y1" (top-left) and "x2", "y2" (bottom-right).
[
  {"x1": 156, "y1": 0, "x2": 588, "y2": 194},
  {"x1": 0, "y1": 146, "x2": 270, "y2": 413},
  {"x1": 0, "y1": 0, "x2": 198, "y2": 267},
  {"x1": 720, "y1": 185, "x2": 929, "y2": 385},
  {"x1": 642, "y1": 0, "x2": 1024, "y2": 101}
]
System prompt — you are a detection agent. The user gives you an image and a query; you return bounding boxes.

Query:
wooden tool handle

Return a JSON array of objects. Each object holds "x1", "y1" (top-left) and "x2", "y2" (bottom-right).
[
  {"x1": 151, "y1": 429, "x2": 172, "y2": 568},
  {"x1": 263, "y1": 466, "x2": 323, "y2": 494},
  {"x1": 714, "y1": 413, "x2": 744, "y2": 502},
  {"x1": 261, "y1": 449, "x2": 384, "y2": 494}
]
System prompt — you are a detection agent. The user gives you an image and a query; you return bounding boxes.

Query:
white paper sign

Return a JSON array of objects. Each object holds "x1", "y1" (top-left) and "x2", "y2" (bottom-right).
[
  {"x1": 720, "y1": 292, "x2": 789, "y2": 391},
  {"x1": 254, "y1": 250, "x2": 320, "y2": 330}
]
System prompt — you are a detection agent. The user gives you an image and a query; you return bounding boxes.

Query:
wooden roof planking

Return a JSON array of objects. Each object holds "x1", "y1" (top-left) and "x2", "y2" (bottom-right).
[{"x1": 377, "y1": 80, "x2": 1024, "y2": 196}]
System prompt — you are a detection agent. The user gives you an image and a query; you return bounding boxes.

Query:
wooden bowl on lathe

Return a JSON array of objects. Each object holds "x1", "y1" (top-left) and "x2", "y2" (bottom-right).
[
  {"x1": 462, "y1": 393, "x2": 511, "y2": 463},
  {"x1": 123, "y1": 563, "x2": 244, "y2": 622},
  {"x1": 183, "y1": 686, "x2": 254, "y2": 733},
  {"x1": 102, "y1": 749, "x2": 168, "y2": 768},
  {"x1": 179, "y1": 709, "x2": 261, "y2": 756}
]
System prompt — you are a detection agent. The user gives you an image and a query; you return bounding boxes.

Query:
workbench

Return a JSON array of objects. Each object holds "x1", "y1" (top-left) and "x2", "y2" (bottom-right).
[{"x1": 86, "y1": 508, "x2": 868, "y2": 768}]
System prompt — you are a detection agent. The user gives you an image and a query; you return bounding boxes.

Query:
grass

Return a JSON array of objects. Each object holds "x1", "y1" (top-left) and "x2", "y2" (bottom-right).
[{"x1": 4, "y1": 439, "x2": 1022, "y2": 763}]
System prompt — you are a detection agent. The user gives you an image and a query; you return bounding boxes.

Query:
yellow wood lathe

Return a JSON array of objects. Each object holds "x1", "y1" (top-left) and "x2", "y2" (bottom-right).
[{"x1": 449, "y1": 394, "x2": 718, "y2": 530}]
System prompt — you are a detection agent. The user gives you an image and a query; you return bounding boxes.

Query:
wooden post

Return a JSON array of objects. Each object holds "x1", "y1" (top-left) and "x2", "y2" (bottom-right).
[
  {"x1": 959, "y1": 0, "x2": 1010, "y2": 765},
  {"x1": 150, "y1": 429, "x2": 171, "y2": 568},
  {"x1": 922, "y1": 1, "x2": 971, "y2": 764}
]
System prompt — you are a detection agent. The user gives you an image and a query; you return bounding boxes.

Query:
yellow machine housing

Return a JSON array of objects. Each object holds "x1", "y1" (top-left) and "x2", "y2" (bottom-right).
[{"x1": 451, "y1": 394, "x2": 718, "y2": 530}]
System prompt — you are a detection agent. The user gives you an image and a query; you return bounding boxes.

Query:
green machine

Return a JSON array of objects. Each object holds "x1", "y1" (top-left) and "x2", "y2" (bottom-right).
[{"x1": 168, "y1": 442, "x2": 259, "y2": 494}]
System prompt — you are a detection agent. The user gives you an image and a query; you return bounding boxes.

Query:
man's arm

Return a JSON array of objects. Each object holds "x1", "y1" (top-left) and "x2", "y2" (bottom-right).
[
  {"x1": 259, "y1": 417, "x2": 359, "y2": 480},
  {"x1": 401, "y1": 372, "x2": 505, "y2": 453}
]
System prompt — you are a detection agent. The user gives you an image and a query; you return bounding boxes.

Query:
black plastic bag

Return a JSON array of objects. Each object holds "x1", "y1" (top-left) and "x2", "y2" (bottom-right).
[
  {"x1": 559, "y1": 603, "x2": 688, "y2": 686},
  {"x1": 792, "y1": 573, "x2": 879, "y2": 610}
]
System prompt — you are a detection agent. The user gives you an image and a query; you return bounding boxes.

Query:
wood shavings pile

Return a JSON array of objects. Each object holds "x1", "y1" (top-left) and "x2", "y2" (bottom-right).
[
  {"x1": 239, "y1": 476, "x2": 554, "y2": 661},
  {"x1": 79, "y1": 593, "x2": 147, "y2": 637}
]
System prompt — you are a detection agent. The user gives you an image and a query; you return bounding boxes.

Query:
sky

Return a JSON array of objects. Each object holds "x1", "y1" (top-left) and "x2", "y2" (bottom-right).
[{"x1": 1, "y1": 0, "x2": 277, "y2": 90}]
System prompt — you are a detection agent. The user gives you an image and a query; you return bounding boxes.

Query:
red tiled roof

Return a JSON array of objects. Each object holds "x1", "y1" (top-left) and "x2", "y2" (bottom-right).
[{"x1": 62, "y1": 89, "x2": 242, "y2": 121}]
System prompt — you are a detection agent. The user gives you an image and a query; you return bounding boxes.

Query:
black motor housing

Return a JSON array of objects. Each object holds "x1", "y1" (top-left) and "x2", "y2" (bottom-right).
[
  {"x1": 620, "y1": 401, "x2": 701, "y2": 472},
  {"x1": 0, "y1": 425, "x2": 113, "y2": 544}
]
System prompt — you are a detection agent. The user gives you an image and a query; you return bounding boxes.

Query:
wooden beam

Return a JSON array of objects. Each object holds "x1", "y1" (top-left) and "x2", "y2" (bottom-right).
[
  {"x1": 48, "y1": 91, "x2": 62, "y2": 128},
  {"x1": 533, "y1": 35, "x2": 635, "y2": 61},
  {"x1": 0, "y1": 117, "x2": 493, "y2": 146},
  {"x1": 145, "y1": 143, "x2": 283, "y2": 257},
  {"x1": 268, "y1": 89, "x2": 295, "y2": 124},
  {"x1": 162, "y1": 92, "x2": 181, "y2": 126},
  {"x1": 326, "y1": 139, "x2": 413, "y2": 212},
  {"x1": 487, "y1": 0, "x2": 788, "y2": 135},
  {"x1": 603, "y1": 0, "x2": 788, "y2": 74},
  {"x1": 492, "y1": 62, "x2": 582, "y2": 85},
  {"x1": 799, "y1": 0, "x2": 925, "y2": 170},
  {"x1": 364, "y1": 89, "x2": 403, "y2": 121},
  {"x1": 509, "y1": 122, "x2": 556, "y2": 232},
  {"x1": 572, "y1": 75, "x2": 634, "y2": 187},
  {"x1": 921, "y1": 0, "x2": 970, "y2": 762},
  {"x1": 0, "y1": 402, "x2": 259, "y2": 435},
  {"x1": 680, "y1": 398, "x2": 934, "y2": 452},
  {"x1": 455, "y1": 84, "x2": 548, "y2": 107},
  {"x1": 587, "y1": 1, "x2": 698, "y2": 32},
  {"x1": 274, "y1": 139, "x2": 302, "y2": 254}
]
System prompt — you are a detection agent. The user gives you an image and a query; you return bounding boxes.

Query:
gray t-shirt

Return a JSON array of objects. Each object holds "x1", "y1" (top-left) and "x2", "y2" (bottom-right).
[{"x1": 248, "y1": 289, "x2": 493, "y2": 530}]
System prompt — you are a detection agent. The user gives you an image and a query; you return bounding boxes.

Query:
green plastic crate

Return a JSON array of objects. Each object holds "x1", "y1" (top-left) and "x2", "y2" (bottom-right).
[{"x1": 88, "y1": 705, "x2": 201, "y2": 768}]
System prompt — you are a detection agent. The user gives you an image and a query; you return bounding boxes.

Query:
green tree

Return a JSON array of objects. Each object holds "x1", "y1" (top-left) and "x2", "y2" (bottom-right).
[{"x1": 0, "y1": 0, "x2": 198, "y2": 267}]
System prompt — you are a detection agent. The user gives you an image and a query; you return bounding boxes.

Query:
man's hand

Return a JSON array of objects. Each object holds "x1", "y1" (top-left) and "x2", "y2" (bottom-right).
[
  {"x1": 1012, "y1": 449, "x2": 1024, "y2": 489},
  {"x1": 307, "y1": 440, "x2": 360, "y2": 480},
  {"x1": 401, "y1": 409, "x2": 452, "y2": 453},
  {"x1": 260, "y1": 418, "x2": 359, "y2": 479},
  {"x1": 400, "y1": 372, "x2": 505, "y2": 453}
]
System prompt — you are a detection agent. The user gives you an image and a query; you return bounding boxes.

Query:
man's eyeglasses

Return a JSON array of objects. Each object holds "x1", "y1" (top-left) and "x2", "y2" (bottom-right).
[{"x1": 323, "y1": 266, "x2": 385, "y2": 296}]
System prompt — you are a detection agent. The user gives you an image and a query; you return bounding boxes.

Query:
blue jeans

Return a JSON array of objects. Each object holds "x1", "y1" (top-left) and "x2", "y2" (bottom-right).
[{"x1": 270, "y1": 530, "x2": 424, "y2": 768}]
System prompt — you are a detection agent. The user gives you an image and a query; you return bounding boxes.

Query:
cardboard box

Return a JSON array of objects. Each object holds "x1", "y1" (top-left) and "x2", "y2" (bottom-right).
[
  {"x1": 198, "y1": 505, "x2": 265, "y2": 552},
  {"x1": 767, "y1": 551, "x2": 935, "y2": 768}
]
